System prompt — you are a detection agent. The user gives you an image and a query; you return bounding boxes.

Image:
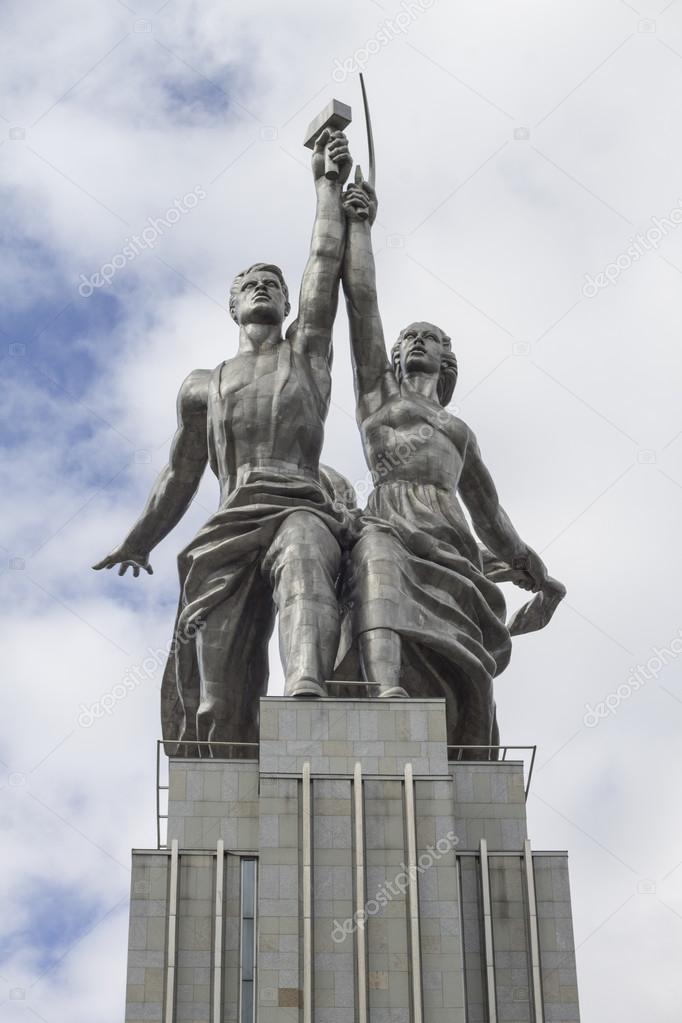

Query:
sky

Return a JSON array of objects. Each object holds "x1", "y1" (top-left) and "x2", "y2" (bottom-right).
[{"x1": 1, "y1": 0, "x2": 681, "y2": 1019}]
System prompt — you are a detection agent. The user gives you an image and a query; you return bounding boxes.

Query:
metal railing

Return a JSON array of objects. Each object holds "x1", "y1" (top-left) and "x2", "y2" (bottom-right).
[
  {"x1": 156, "y1": 739, "x2": 259, "y2": 849},
  {"x1": 447, "y1": 745, "x2": 537, "y2": 800}
]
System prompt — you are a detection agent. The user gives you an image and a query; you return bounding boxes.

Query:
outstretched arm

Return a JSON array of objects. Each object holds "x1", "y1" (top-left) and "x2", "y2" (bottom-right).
[
  {"x1": 459, "y1": 427, "x2": 548, "y2": 592},
  {"x1": 93, "y1": 370, "x2": 209, "y2": 577},
  {"x1": 293, "y1": 130, "x2": 352, "y2": 358},
  {"x1": 341, "y1": 173, "x2": 398, "y2": 420}
]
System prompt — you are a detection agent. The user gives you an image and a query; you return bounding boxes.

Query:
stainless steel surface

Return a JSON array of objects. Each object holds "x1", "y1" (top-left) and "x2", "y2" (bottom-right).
[
  {"x1": 359, "y1": 74, "x2": 376, "y2": 191},
  {"x1": 339, "y1": 179, "x2": 565, "y2": 748},
  {"x1": 95, "y1": 134, "x2": 354, "y2": 753},
  {"x1": 303, "y1": 99, "x2": 352, "y2": 180},
  {"x1": 95, "y1": 100, "x2": 564, "y2": 759}
]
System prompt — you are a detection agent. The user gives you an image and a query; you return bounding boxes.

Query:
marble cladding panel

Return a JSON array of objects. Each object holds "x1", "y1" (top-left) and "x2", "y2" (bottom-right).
[
  {"x1": 258, "y1": 777, "x2": 301, "y2": 1020},
  {"x1": 259, "y1": 698, "x2": 448, "y2": 776},
  {"x1": 167, "y1": 761, "x2": 259, "y2": 851},
  {"x1": 312, "y1": 778, "x2": 355, "y2": 1023},
  {"x1": 488, "y1": 855, "x2": 533, "y2": 1023},
  {"x1": 126, "y1": 853, "x2": 170, "y2": 1023},
  {"x1": 449, "y1": 763, "x2": 528, "y2": 851},
  {"x1": 533, "y1": 855, "x2": 580, "y2": 1023},
  {"x1": 363, "y1": 778, "x2": 410, "y2": 1023},
  {"x1": 176, "y1": 853, "x2": 214, "y2": 1023},
  {"x1": 458, "y1": 856, "x2": 487, "y2": 1023},
  {"x1": 414, "y1": 780, "x2": 466, "y2": 1023}
]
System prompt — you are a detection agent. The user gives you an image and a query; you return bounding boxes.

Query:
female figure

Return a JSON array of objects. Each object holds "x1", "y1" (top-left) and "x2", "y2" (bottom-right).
[{"x1": 339, "y1": 173, "x2": 564, "y2": 747}]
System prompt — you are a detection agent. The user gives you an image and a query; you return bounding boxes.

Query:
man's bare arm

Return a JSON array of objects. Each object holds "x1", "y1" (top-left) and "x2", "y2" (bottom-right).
[
  {"x1": 93, "y1": 370, "x2": 209, "y2": 576},
  {"x1": 341, "y1": 175, "x2": 397, "y2": 420},
  {"x1": 293, "y1": 131, "x2": 351, "y2": 359},
  {"x1": 459, "y1": 427, "x2": 548, "y2": 592}
]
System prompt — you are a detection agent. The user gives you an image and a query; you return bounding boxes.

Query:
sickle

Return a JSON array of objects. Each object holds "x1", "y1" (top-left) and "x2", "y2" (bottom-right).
[{"x1": 359, "y1": 73, "x2": 376, "y2": 190}]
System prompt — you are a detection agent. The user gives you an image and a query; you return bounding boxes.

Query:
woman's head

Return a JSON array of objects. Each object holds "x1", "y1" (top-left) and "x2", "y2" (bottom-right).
[{"x1": 391, "y1": 322, "x2": 458, "y2": 406}]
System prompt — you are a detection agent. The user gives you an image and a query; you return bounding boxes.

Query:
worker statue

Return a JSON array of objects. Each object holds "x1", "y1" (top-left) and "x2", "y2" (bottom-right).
[{"x1": 94, "y1": 130, "x2": 354, "y2": 752}]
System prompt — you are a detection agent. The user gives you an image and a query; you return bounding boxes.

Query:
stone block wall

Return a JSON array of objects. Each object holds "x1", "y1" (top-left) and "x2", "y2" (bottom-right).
[{"x1": 125, "y1": 698, "x2": 580, "y2": 1023}]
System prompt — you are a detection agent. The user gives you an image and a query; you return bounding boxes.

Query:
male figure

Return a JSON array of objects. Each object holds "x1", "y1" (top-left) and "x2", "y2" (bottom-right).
[
  {"x1": 95, "y1": 131, "x2": 353, "y2": 750},
  {"x1": 338, "y1": 173, "x2": 564, "y2": 747}
]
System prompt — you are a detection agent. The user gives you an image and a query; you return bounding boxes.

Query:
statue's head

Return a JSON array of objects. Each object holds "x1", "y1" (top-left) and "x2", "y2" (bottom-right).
[
  {"x1": 229, "y1": 263, "x2": 291, "y2": 327},
  {"x1": 391, "y1": 322, "x2": 458, "y2": 407}
]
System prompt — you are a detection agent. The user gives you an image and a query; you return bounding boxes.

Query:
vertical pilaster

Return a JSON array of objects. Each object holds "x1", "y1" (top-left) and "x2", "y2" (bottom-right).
[
  {"x1": 302, "y1": 762, "x2": 312, "y2": 1023},
  {"x1": 404, "y1": 764, "x2": 423, "y2": 1023},
  {"x1": 354, "y1": 763, "x2": 368, "y2": 1023},
  {"x1": 165, "y1": 839, "x2": 179, "y2": 1023},
  {"x1": 479, "y1": 838, "x2": 497, "y2": 1023},
  {"x1": 214, "y1": 840, "x2": 224, "y2": 1023}
]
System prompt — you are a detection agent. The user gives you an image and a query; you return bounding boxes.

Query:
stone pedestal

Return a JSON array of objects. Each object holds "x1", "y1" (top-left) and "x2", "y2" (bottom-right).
[{"x1": 125, "y1": 698, "x2": 580, "y2": 1023}]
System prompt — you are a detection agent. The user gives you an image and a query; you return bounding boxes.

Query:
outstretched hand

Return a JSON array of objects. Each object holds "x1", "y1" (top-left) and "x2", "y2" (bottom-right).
[
  {"x1": 342, "y1": 166, "x2": 378, "y2": 225},
  {"x1": 93, "y1": 545, "x2": 153, "y2": 578}
]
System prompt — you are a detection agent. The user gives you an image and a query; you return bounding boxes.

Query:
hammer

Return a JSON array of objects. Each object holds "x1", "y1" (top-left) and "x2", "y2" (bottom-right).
[{"x1": 303, "y1": 98, "x2": 352, "y2": 181}]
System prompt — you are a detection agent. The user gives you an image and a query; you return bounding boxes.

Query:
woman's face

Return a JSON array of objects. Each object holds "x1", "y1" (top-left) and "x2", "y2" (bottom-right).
[{"x1": 399, "y1": 322, "x2": 444, "y2": 378}]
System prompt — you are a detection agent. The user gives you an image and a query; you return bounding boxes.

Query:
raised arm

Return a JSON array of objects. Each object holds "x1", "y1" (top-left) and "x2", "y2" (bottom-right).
[
  {"x1": 93, "y1": 370, "x2": 209, "y2": 577},
  {"x1": 341, "y1": 173, "x2": 398, "y2": 420},
  {"x1": 293, "y1": 130, "x2": 352, "y2": 358},
  {"x1": 459, "y1": 426, "x2": 548, "y2": 592}
]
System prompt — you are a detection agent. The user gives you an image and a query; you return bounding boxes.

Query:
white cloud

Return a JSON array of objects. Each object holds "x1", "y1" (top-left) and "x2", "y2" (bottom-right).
[{"x1": 1, "y1": 0, "x2": 681, "y2": 1018}]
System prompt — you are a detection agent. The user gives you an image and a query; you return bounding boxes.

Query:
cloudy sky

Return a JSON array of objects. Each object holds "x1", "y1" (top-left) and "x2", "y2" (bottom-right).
[{"x1": 1, "y1": 0, "x2": 681, "y2": 1019}]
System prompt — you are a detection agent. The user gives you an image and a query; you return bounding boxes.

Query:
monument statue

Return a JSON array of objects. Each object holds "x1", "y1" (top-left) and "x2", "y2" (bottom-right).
[
  {"x1": 93, "y1": 83, "x2": 565, "y2": 756},
  {"x1": 336, "y1": 169, "x2": 565, "y2": 748},
  {"x1": 94, "y1": 128, "x2": 356, "y2": 751},
  {"x1": 111, "y1": 80, "x2": 582, "y2": 1023}
]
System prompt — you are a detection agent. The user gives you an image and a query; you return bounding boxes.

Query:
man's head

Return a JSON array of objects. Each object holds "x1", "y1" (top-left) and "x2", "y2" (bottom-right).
[
  {"x1": 391, "y1": 322, "x2": 458, "y2": 407},
  {"x1": 229, "y1": 263, "x2": 291, "y2": 327}
]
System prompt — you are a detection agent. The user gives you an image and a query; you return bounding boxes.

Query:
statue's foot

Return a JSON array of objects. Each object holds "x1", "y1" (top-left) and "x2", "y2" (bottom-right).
[
  {"x1": 286, "y1": 678, "x2": 326, "y2": 699},
  {"x1": 377, "y1": 685, "x2": 409, "y2": 699}
]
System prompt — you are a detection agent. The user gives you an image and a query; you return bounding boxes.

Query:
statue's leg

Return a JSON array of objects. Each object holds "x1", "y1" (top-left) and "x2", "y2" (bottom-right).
[
  {"x1": 352, "y1": 531, "x2": 408, "y2": 698},
  {"x1": 359, "y1": 628, "x2": 407, "y2": 698},
  {"x1": 194, "y1": 574, "x2": 275, "y2": 752},
  {"x1": 266, "y1": 510, "x2": 341, "y2": 697}
]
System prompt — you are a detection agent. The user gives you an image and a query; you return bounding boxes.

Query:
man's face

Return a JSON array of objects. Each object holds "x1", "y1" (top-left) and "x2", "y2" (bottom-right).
[
  {"x1": 233, "y1": 269, "x2": 288, "y2": 327},
  {"x1": 399, "y1": 322, "x2": 444, "y2": 378}
]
